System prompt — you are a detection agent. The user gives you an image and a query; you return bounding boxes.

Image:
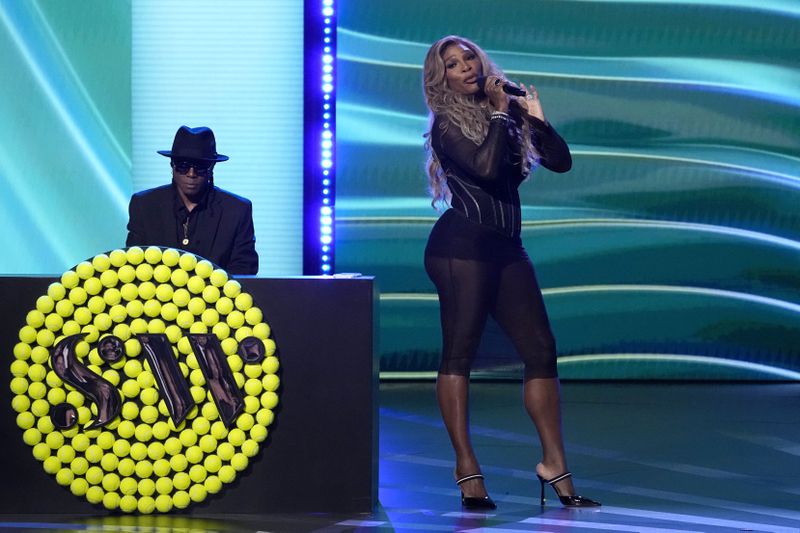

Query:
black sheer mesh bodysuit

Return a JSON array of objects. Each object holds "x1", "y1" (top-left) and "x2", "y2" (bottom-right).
[{"x1": 425, "y1": 110, "x2": 572, "y2": 379}]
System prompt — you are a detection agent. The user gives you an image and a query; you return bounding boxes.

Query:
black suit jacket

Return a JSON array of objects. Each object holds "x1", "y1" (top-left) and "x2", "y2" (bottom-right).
[{"x1": 126, "y1": 184, "x2": 259, "y2": 275}]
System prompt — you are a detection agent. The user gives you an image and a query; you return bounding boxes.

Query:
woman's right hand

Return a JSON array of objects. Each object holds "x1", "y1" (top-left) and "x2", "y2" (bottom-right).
[{"x1": 484, "y1": 75, "x2": 509, "y2": 113}]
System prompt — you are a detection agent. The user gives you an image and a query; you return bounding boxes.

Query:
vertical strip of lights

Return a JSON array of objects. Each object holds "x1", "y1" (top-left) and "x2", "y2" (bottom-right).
[{"x1": 303, "y1": 0, "x2": 336, "y2": 275}]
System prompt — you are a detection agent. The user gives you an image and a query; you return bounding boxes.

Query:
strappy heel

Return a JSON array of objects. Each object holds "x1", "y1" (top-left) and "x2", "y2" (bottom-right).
[
  {"x1": 456, "y1": 473, "x2": 497, "y2": 510},
  {"x1": 537, "y1": 472, "x2": 601, "y2": 507}
]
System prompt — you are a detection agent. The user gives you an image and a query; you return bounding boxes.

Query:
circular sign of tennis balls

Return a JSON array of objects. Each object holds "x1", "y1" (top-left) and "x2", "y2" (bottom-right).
[{"x1": 10, "y1": 247, "x2": 279, "y2": 513}]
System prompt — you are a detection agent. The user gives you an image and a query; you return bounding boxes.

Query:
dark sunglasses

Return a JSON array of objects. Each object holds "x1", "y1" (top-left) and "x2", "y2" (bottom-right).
[{"x1": 172, "y1": 160, "x2": 213, "y2": 176}]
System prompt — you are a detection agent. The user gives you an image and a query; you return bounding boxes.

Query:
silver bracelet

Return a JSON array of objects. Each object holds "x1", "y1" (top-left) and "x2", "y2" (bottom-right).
[{"x1": 490, "y1": 111, "x2": 510, "y2": 122}]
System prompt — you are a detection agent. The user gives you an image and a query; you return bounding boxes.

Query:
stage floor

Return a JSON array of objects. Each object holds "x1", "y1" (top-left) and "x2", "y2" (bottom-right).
[{"x1": 2, "y1": 381, "x2": 800, "y2": 532}]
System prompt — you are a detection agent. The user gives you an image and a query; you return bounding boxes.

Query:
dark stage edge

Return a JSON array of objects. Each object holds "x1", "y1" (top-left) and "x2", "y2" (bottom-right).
[{"x1": 2, "y1": 381, "x2": 800, "y2": 532}]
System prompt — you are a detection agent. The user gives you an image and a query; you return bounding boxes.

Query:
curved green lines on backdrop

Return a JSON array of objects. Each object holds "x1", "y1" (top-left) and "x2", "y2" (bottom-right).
[
  {"x1": 0, "y1": 1, "x2": 131, "y2": 274},
  {"x1": 338, "y1": 1, "x2": 800, "y2": 379}
]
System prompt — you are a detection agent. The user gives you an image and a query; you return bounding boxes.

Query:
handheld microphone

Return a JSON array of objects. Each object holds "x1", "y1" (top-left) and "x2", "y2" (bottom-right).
[{"x1": 476, "y1": 76, "x2": 526, "y2": 97}]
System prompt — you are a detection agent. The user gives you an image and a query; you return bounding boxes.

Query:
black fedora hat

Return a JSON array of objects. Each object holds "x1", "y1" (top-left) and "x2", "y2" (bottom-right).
[{"x1": 157, "y1": 126, "x2": 229, "y2": 162}]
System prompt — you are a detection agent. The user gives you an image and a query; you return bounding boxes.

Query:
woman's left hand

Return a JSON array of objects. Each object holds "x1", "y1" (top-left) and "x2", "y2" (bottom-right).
[{"x1": 516, "y1": 83, "x2": 546, "y2": 122}]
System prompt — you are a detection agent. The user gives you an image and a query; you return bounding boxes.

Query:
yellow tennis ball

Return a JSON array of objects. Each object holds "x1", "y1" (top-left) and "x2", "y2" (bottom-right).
[
  {"x1": 135, "y1": 424, "x2": 154, "y2": 442},
  {"x1": 244, "y1": 307, "x2": 263, "y2": 325},
  {"x1": 119, "y1": 494, "x2": 138, "y2": 512},
  {"x1": 186, "y1": 446, "x2": 204, "y2": 466},
  {"x1": 99, "y1": 270, "x2": 119, "y2": 289},
  {"x1": 209, "y1": 269, "x2": 228, "y2": 287},
  {"x1": 179, "y1": 253, "x2": 197, "y2": 272},
  {"x1": 199, "y1": 435, "x2": 218, "y2": 455},
  {"x1": 84, "y1": 277, "x2": 103, "y2": 296},
  {"x1": 220, "y1": 337, "x2": 238, "y2": 356},
  {"x1": 187, "y1": 297, "x2": 206, "y2": 316},
  {"x1": 35, "y1": 295, "x2": 55, "y2": 314},
  {"x1": 189, "y1": 464, "x2": 207, "y2": 483},
  {"x1": 11, "y1": 359, "x2": 29, "y2": 378},
  {"x1": 153, "y1": 264, "x2": 172, "y2": 284},
  {"x1": 172, "y1": 288, "x2": 191, "y2": 307},
  {"x1": 261, "y1": 391, "x2": 279, "y2": 410},
  {"x1": 69, "y1": 477, "x2": 89, "y2": 497},
  {"x1": 230, "y1": 453, "x2": 248, "y2": 472},
  {"x1": 171, "y1": 269, "x2": 189, "y2": 287},
  {"x1": 136, "y1": 263, "x2": 154, "y2": 282},
  {"x1": 162, "y1": 248, "x2": 180, "y2": 266},
  {"x1": 134, "y1": 459, "x2": 154, "y2": 479},
  {"x1": 223, "y1": 280, "x2": 241, "y2": 298},
  {"x1": 55, "y1": 299, "x2": 74, "y2": 317},
  {"x1": 144, "y1": 246, "x2": 163, "y2": 264},
  {"x1": 117, "y1": 459, "x2": 135, "y2": 479},
  {"x1": 119, "y1": 283, "x2": 138, "y2": 302},
  {"x1": 138, "y1": 281, "x2": 156, "y2": 300},
  {"x1": 27, "y1": 381, "x2": 47, "y2": 399},
  {"x1": 172, "y1": 490, "x2": 190, "y2": 509},
  {"x1": 55, "y1": 468, "x2": 74, "y2": 486},
  {"x1": 102, "y1": 491, "x2": 120, "y2": 510},
  {"x1": 195, "y1": 259, "x2": 214, "y2": 278},
  {"x1": 75, "y1": 261, "x2": 94, "y2": 280},
  {"x1": 201, "y1": 308, "x2": 219, "y2": 326},
  {"x1": 187, "y1": 276, "x2": 205, "y2": 294},
  {"x1": 175, "y1": 310, "x2": 194, "y2": 329},
  {"x1": 48, "y1": 282, "x2": 67, "y2": 301},
  {"x1": 126, "y1": 246, "x2": 145, "y2": 265},
  {"x1": 215, "y1": 296, "x2": 234, "y2": 315},
  {"x1": 61, "y1": 270, "x2": 80, "y2": 289},
  {"x1": 211, "y1": 322, "x2": 230, "y2": 341},
  {"x1": 32, "y1": 442, "x2": 50, "y2": 461},
  {"x1": 218, "y1": 464, "x2": 236, "y2": 483},
  {"x1": 25, "y1": 310, "x2": 45, "y2": 329},
  {"x1": 244, "y1": 378, "x2": 262, "y2": 397},
  {"x1": 165, "y1": 324, "x2": 182, "y2": 343},
  {"x1": 85, "y1": 486, "x2": 104, "y2": 505},
  {"x1": 124, "y1": 338, "x2": 142, "y2": 357},
  {"x1": 170, "y1": 454, "x2": 188, "y2": 473},
  {"x1": 241, "y1": 439, "x2": 259, "y2": 458},
  {"x1": 16, "y1": 412, "x2": 35, "y2": 430},
  {"x1": 261, "y1": 374, "x2": 281, "y2": 391},
  {"x1": 234, "y1": 326, "x2": 253, "y2": 342},
  {"x1": 234, "y1": 292, "x2": 253, "y2": 311},
  {"x1": 129, "y1": 318, "x2": 148, "y2": 334},
  {"x1": 109, "y1": 249, "x2": 128, "y2": 267},
  {"x1": 101, "y1": 471, "x2": 120, "y2": 491},
  {"x1": 125, "y1": 300, "x2": 143, "y2": 318},
  {"x1": 143, "y1": 299, "x2": 161, "y2": 318},
  {"x1": 155, "y1": 494, "x2": 173, "y2": 513},
  {"x1": 87, "y1": 295, "x2": 106, "y2": 315},
  {"x1": 226, "y1": 310, "x2": 244, "y2": 329},
  {"x1": 147, "y1": 317, "x2": 166, "y2": 332},
  {"x1": 203, "y1": 453, "x2": 222, "y2": 473},
  {"x1": 103, "y1": 287, "x2": 121, "y2": 306},
  {"x1": 204, "y1": 474, "x2": 222, "y2": 494},
  {"x1": 11, "y1": 394, "x2": 30, "y2": 413},
  {"x1": 73, "y1": 307, "x2": 92, "y2": 325},
  {"x1": 250, "y1": 424, "x2": 268, "y2": 443},
  {"x1": 155, "y1": 283, "x2": 174, "y2": 302},
  {"x1": 92, "y1": 253, "x2": 111, "y2": 272},
  {"x1": 70, "y1": 456, "x2": 89, "y2": 476},
  {"x1": 201, "y1": 285, "x2": 220, "y2": 304},
  {"x1": 118, "y1": 265, "x2": 136, "y2": 284},
  {"x1": 189, "y1": 483, "x2": 207, "y2": 503},
  {"x1": 138, "y1": 478, "x2": 156, "y2": 497},
  {"x1": 263, "y1": 338, "x2": 276, "y2": 357},
  {"x1": 210, "y1": 422, "x2": 228, "y2": 441},
  {"x1": 158, "y1": 302, "x2": 178, "y2": 322},
  {"x1": 69, "y1": 287, "x2": 88, "y2": 305}
]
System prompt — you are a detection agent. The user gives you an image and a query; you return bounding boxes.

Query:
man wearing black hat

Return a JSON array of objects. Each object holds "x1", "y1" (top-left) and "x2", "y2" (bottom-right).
[{"x1": 126, "y1": 126, "x2": 259, "y2": 275}]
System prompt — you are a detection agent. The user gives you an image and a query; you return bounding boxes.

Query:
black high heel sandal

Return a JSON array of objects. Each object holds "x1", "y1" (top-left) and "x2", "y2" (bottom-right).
[
  {"x1": 456, "y1": 473, "x2": 497, "y2": 510},
  {"x1": 537, "y1": 472, "x2": 601, "y2": 507}
]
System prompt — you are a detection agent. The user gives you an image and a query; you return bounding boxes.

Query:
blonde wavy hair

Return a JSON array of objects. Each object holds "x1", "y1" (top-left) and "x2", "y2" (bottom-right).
[{"x1": 422, "y1": 35, "x2": 539, "y2": 209}]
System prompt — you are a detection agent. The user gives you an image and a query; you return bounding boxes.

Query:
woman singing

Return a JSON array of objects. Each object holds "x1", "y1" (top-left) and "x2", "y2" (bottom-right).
[{"x1": 422, "y1": 35, "x2": 600, "y2": 509}]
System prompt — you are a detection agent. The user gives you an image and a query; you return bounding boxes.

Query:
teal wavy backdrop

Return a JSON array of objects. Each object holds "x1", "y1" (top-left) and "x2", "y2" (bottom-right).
[
  {"x1": 336, "y1": 1, "x2": 800, "y2": 379},
  {"x1": 0, "y1": 0, "x2": 131, "y2": 273}
]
